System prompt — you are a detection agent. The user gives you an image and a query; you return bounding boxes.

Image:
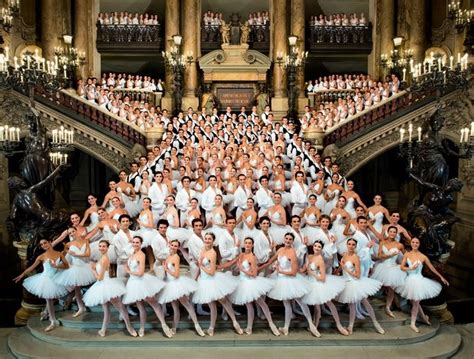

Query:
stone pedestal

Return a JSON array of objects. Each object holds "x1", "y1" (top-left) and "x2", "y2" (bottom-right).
[
  {"x1": 146, "y1": 127, "x2": 164, "y2": 149},
  {"x1": 271, "y1": 97, "x2": 289, "y2": 119},
  {"x1": 302, "y1": 128, "x2": 325, "y2": 149}
]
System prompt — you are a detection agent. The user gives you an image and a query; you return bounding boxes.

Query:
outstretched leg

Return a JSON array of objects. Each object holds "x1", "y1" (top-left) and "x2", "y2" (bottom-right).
[
  {"x1": 110, "y1": 298, "x2": 137, "y2": 337},
  {"x1": 347, "y1": 303, "x2": 356, "y2": 335},
  {"x1": 145, "y1": 297, "x2": 173, "y2": 338},
  {"x1": 171, "y1": 301, "x2": 180, "y2": 334},
  {"x1": 218, "y1": 297, "x2": 243, "y2": 335},
  {"x1": 44, "y1": 299, "x2": 59, "y2": 332},
  {"x1": 136, "y1": 301, "x2": 147, "y2": 337},
  {"x1": 73, "y1": 287, "x2": 86, "y2": 318},
  {"x1": 245, "y1": 303, "x2": 254, "y2": 334},
  {"x1": 362, "y1": 298, "x2": 384, "y2": 334},
  {"x1": 410, "y1": 300, "x2": 420, "y2": 333},
  {"x1": 295, "y1": 298, "x2": 320, "y2": 337},
  {"x1": 281, "y1": 300, "x2": 293, "y2": 335},
  {"x1": 255, "y1": 297, "x2": 279, "y2": 336},
  {"x1": 326, "y1": 301, "x2": 349, "y2": 336},
  {"x1": 385, "y1": 287, "x2": 395, "y2": 318},
  {"x1": 99, "y1": 303, "x2": 110, "y2": 336},
  {"x1": 207, "y1": 301, "x2": 217, "y2": 336},
  {"x1": 179, "y1": 296, "x2": 205, "y2": 336}
]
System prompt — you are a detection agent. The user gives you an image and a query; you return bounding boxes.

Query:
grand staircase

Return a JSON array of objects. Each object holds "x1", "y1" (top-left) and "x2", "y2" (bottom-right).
[{"x1": 7, "y1": 299, "x2": 462, "y2": 358}]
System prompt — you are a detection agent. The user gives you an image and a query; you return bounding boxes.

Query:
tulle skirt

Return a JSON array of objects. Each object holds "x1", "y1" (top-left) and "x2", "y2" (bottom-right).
[
  {"x1": 397, "y1": 275, "x2": 442, "y2": 301},
  {"x1": 122, "y1": 195, "x2": 141, "y2": 218},
  {"x1": 269, "y1": 224, "x2": 292, "y2": 245},
  {"x1": 267, "y1": 273, "x2": 310, "y2": 301},
  {"x1": 371, "y1": 261, "x2": 407, "y2": 288},
  {"x1": 192, "y1": 271, "x2": 238, "y2": 304},
  {"x1": 23, "y1": 272, "x2": 69, "y2": 299},
  {"x1": 167, "y1": 227, "x2": 191, "y2": 246},
  {"x1": 122, "y1": 273, "x2": 166, "y2": 304},
  {"x1": 55, "y1": 263, "x2": 96, "y2": 287},
  {"x1": 157, "y1": 275, "x2": 198, "y2": 304},
  {"x1": 337, "y1": 277, "x2": 382, "y2": 303},
  {"x1": 235, "y1": 226, "x2": 260, "y2": 243},
  {"x1": 302, "y1": 275, "x2": 346, "y2": 305},
  {"x1": 230, "y1": 275, "x2": 274, "y2": 305},
  {"x1": 138, "y1": 227, "x2": 158, "y2": 248},
  {"x1": 83, "y1": 277, "x2": 126, "y2": 306}
]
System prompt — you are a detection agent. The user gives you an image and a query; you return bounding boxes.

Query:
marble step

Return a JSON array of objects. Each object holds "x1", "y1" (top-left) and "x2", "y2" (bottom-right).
[
  {"x1": 26, "y1": 315, "x2": 438, "y2": 347},
  {"x1": 8, "y1": 323, "x2": 461, "y2": 358},
  {"x1": 58, "y1": 309, "x2": 409, "y2": 330}
]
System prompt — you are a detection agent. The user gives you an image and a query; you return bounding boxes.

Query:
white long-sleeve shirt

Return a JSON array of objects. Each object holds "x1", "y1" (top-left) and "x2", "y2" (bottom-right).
[
  {"x1": 175, "y1": 188, "x2": 196, "y2": 212},
  {"x1": 217, "y1": 230, "x2": 240, "y2": 262},
  {"x1": 148, "y1": 183, "x2": 168, "y2": 212},
  {"x1": 201, "y1": 186, "x2": 222, "y2": 212},
  {"x1": 253, "y1": 230, "x2": 274, "y2": 264},
  {"x1": 255, "y1": 187, "x2": 274, "y2": 212},
  {"x1": 233, "y1": 186, "x2": 252, "y2": 211},
  {"x1": 291, "y1": 182, "x2": 309, "y2": 207}
]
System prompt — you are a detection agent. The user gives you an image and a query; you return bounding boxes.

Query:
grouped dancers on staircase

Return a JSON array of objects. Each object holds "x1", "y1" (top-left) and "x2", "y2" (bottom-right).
[{"x1": 14, "y1": 104, "x2": 449, "y2": 337}]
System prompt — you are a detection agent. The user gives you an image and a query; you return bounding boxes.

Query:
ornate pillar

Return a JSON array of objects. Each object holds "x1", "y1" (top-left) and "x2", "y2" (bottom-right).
[
  {"x1": 41, "y1": 0, "x2": 59, "y2": 60},
  {"x1": 409, "y1": 0, "x2": 427, "y2": 63},
  {"x1": 291, "y1": 0, "x2": 306, "y2": 113},
  {"x1": 182, "y1": 0, "x2": 199, "y2": 110},
  {"x1": 380, "y1": 0, "x2": 395, "y2": 61},
  {"x1": 272, "y1": 0, "x2": 288, "y2": 115},
  {"x1": 74, "y1": 0, "x2": 100, "y2": 80}
]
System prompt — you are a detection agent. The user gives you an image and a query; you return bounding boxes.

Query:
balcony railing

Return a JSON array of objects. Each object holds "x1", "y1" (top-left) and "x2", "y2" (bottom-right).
[
  {"x1": 308, "y1": 24, "x2": 372, "y2": 54},
  {"x1": 96, "y1": 24, "x2": 162, "y2": 53},
  {"x1": 307, "y1": 89, "x2": 356, "y2": 108}
]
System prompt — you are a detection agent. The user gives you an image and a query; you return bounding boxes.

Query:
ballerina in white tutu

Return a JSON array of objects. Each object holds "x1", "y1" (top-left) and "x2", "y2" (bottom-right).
[
  {"x1": 341, "y1": 180, "x2": 367, "y2": 219},
  {"x1": 136, "y1": 197, "x2": 158, "y2": 268},
  {"x1": 157, "y1": 240, "x2": 205, "y2": 337},
  {"x1": 122, "y1": 236, "x2": 172, "y2": 338},
  {"x1": 266, "y1": 193, "x2": 292, "y2": 245},
  {"x1": 80, "y1": 194, "x2": 101, "y2": 237},
  {"x1": 367, "y1": 194, "x2": 391, "y2": 234},
  {"x1": 301, "y1": 194, "x2": 321, "y2": 239},
  {"x1": 398, "y1": 237, "x2": 449, "y2": 333},
  {"x1": 55, "y1": 227, "x2": 96, "y2": 318},
  {"x1": 337, "y1": 238, "x2": 385, "y2": 335},
  {"x1": 301, "y1": 241, "x2": 349, "y2": 336},
  {"x1": 13, "y1": 239, "x2": 69, "y2": 332},
  {"x1": 83, "y1": 239, "x2": 137, "y2": 337},
  {"x1": 235, "y1": 198, "x2": 260, "y2": 242},
  {"x1": 221, "y1": 237, "x2": 280, "y2": 336},
  {"x1": 261, "y1": 232, "x2": 320, "y2": 337},
  {"x1": 164, "y1": 195, "x2": 192, "y2": 248},
  {"x1": 371, "y1": 226, "x2": 406, "y2": 318},
  {"x1": 86, "y1": 207, "x2": 119, "y2": 264},
  {"x1": 192, "y1": 232, "x2": 243, "y2": 336}
]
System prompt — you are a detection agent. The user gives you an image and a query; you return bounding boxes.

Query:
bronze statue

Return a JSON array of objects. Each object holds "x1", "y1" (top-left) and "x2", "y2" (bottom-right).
[
  {"x1": 221, "y1": 21, "x2": 230, "y2": 44},
  {"x1": 240, "y1": 21, "x2": 250, "y2": 44}
]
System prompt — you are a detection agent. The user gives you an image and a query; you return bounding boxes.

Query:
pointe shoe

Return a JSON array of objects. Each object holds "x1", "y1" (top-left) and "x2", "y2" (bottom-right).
[
  {"x1": 422, "y1": 314, "x2": 431, "y2": 325},
  {"x1": 309, "y1": 324, "x2": 321, "y2": 338},
  {"x1": 206, "y1": 327, "x2": 215, "y2": 336},
  {"x1": 72, "y1": 307, "x2": 85, "y2": 318},
  {"x1": 233, "y1": 321, "x2": 243, "y2": 335},
  {"x1": 385, "y1": 306, "x2": 395, "y2": 318},
  {"x1": 410, "y1": 323, "x2": 420, "y2": 333},
  {"x1": 44, "y1": 320, "x2": 60, "y2": 332},
  {"x1": 98, "y1": 329, "x2": 106, "y2": 337},
  {"x1": 347, "y1": 326, "x2": 353, "y2": 335},
  {"x1": 195, "y1": 324, "x2": 205, "y2": 337},
  {"x1": 170, "y1": 328, "x2": 177, "y2": 335},
  {"x1": 138, "y1": 328, "x2": 145, "y2": 337},
  {"x1": 337, "y1": 326, "x2": 349, "y2": 336},
  {"x1": 126, "y1": 325, "x2": 138, "y2": 337},
  {"x1": 279, "y1": 327, "x2": 289, "y2": 336},
  {"x1": 244, "y1": 327, "x2": 252, "y2": 335},
  {"x1": 40, "y1": 310, "x2": 49, "y2": 321},
  {"x1": 127, "y1": 306, "x2": 138, "y2": 317},
  {"x1": 162, "y1": 325, "x2": 173, "y2": 338},
  {"x1": 269, "y1": 323, "x2": 280, "y2": 336},
  {"x1": 374, "y1": 322, "x2": 385, "y2": 335}
]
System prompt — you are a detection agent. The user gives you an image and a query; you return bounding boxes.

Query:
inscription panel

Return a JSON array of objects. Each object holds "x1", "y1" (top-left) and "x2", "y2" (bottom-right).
[{"x1": 215, "y1": 87, "x2": 255, "y2": 110}]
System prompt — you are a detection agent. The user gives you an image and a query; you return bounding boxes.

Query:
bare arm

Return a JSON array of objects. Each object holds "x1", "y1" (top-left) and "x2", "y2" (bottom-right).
[
  {"x1": 423, "y1": 255, "x2": 449, "y2": 286},
  {"x1": 13, "y1": 255, "x2": 44, "y2": 282}
]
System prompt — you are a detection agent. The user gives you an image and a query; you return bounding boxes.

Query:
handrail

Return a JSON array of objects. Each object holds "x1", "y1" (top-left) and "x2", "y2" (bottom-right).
[
  {"x1": 32, "y1": 86, "x2": 147, "y2": 147},
  {"x1": 323, "y1": 87, "x2": 437, "y2": 147}
]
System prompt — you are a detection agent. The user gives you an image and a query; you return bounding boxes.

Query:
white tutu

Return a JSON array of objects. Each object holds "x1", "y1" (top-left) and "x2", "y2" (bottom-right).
[
  {"x1": 337, "y1": 276, "x2": 382, "y2": 303},
  {"x1": 90, "y1": 242, "x2": 117, "y2": 263},
  {"x1": 167, "y1": 226, "x2": 192, "y2": 246},
  {"x1": 371, "y1": 248, "x2": 407, "y2": 288},
  {"x1": 230, "y1": 260, "x2": 274, "y2": 305},
  {"x1": 138, "y1": 227, "x2": 158, "y2": 248},
  {"x1": 23, "y1": 268, "x2": 69, "y2": 299},
  {"x1": 158, "y1": 274, "x2": 198, "y2": 304},
  {"x1": 235, "y1": 222, "x2": 260, "y2": 243},
  {"x1": 192, "y1": 271, "x2": 238, "y2": 304},
  {"x1": 268, "y1": 224, "x2": 292, "y2": 245},
  {"x1": 396, "y1": 259, "x2": 441, "y2": 301},
  {"x1": 122, "y1": 258, "x2": 166, "y2": 304},
  {"x1": 302, "y1": 275, "x2": 346, "y2": 305},
  {"x1": 55, "y1": 262, "x2": 96, "y2": 287},
  {"x1": 267, "y1": 272, "x2": 310, "y2": 301},
  {"x1": 121, "y1": 193, "x2": 141, "y2": 218},
  {"x1": 83, "y1": 277, "x2": 126, "y2": 307}
]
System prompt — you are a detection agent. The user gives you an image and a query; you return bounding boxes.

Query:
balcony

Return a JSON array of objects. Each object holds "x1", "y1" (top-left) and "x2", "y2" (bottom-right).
[
  {"x1": 308, "y1": 24, "x2": 372, "y2": 54},
  {"x1": 96, "y1": 24, "x2": 162, "y2": 53},
  {"x1": 201, "y1": 24, "x2": 270, "y2": 54}
]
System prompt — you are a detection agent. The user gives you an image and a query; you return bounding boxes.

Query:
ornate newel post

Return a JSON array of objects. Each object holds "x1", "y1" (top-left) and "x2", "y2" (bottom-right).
[
  {"x1": 302, "y1": 127, "x2": 325, "y2": 150},
  {"x1": 146, "y1": 127, "x2": 164, "y2": 149}
]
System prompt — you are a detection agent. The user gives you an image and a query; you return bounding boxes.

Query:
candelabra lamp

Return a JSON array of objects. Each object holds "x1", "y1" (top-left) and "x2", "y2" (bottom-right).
[
  {"x1": 162, "y1": 34, "x2": 193, "y2": 114},
  {"x1": 380, "y1": 36, "x2": 413, "y2": 83},
  {"x1": 0, "y1": 0, "x2": 19, "y2": 32},
  {"x1": 54, "y1": 35, "x2": 86, "y2": 89},
  {"x1": 275, "y1": 35, "x2": 307, "y2": 122},
  {"x1": 448, "y1": 0, "x2": 473, "y2": 33}
]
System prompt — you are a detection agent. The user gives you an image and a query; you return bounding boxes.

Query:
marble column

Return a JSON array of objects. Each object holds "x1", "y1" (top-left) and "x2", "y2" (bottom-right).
[
  {"x1": 409, "y1": 0, "x2": 426, "y2": 63},
  {"x1": 41, "y1": 0, "x2": 59, "y2": 60},
  {"x1": 272, "y1": 0, "x2": 288, "y2": 114},
  {"x1": 291, "y1": 0, "x2": 305, "y2": 110},
  {"x1": 182, "y1": 0, "x2": 199, "y2": 110},
  {"x1": 74, "y1": 0, "x2": 99, "y2": 80},
  {"x1": 380, "y1": 0, "x2": 395, "y2": 60},
  {"x1": 165, "y1": 0, "x2": 180, "y2": 89}
]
